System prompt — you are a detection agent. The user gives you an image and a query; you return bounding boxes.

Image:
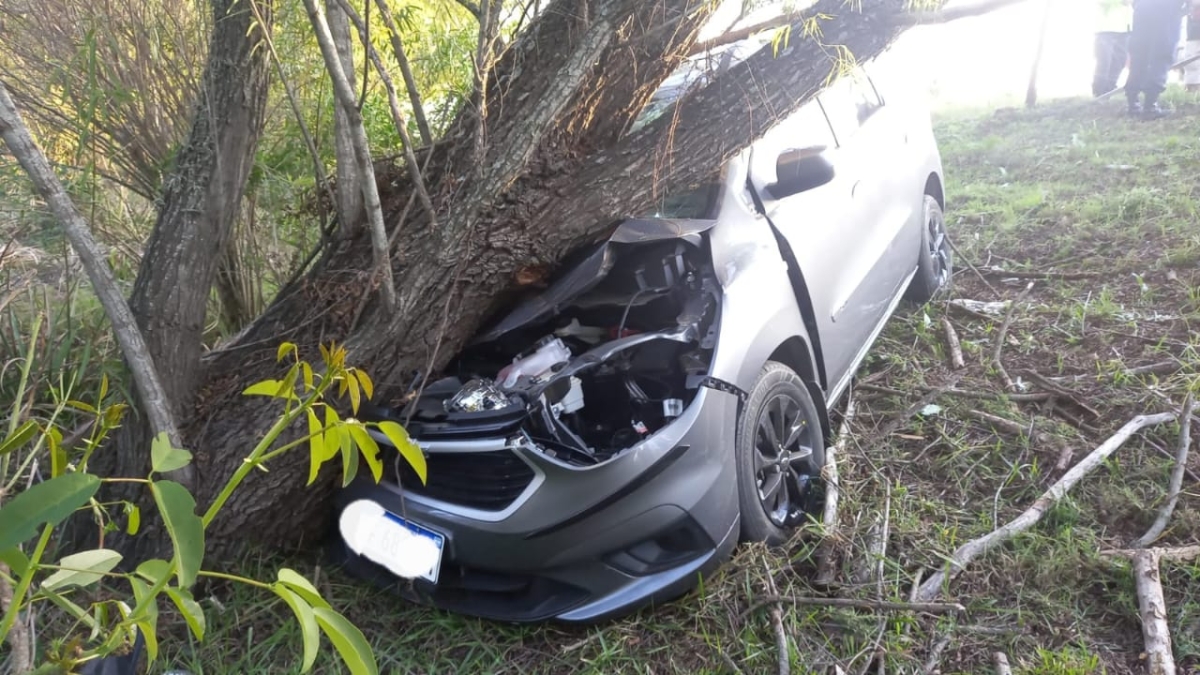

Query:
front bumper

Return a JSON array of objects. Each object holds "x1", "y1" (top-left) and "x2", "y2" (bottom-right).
[{"x1": 332, "y1": 386, "x2": 741, "y2": 623}]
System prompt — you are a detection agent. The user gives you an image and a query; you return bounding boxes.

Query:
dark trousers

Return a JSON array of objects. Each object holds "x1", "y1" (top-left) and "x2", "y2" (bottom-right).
[{"x1": 1126, "y1": 4, "x2": 1182, "y2": 103}]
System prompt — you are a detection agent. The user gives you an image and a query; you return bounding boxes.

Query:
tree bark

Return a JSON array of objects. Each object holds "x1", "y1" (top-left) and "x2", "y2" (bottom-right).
[{"x1": 326, "y1": 0, "x2": 365, "y2": 233}]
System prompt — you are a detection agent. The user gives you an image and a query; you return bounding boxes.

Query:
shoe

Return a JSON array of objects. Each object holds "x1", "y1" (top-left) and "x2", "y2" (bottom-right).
[{"x1": 1142, "y1": 102, "x2": 1170, "y2": 119}]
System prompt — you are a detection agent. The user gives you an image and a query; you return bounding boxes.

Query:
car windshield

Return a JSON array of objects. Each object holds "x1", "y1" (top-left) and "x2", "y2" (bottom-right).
[{"x1": 637, "y1": 182, "x2": 719, "y2": 220}]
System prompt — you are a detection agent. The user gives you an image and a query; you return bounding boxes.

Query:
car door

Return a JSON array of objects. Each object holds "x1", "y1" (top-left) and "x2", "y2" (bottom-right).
[{"x1": 745, "y1": 91, "x2": 887, "y2": 394}]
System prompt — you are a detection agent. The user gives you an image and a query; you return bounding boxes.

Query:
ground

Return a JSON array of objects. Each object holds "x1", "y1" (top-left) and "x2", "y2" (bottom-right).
[{"x1": 38, "y1": 94, "x2": 1200, "y2": 674}]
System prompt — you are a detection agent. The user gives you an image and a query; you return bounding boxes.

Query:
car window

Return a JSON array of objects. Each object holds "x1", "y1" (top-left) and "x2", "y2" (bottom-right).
[
  {"x1": 748, "y1": 100, "x2": 837, "y2": 193},
  {"x1": 638, "y1": 182, "x2": 720, "y2": 219},
  {"x1": 818, "y1": 71, "x2": 884, "y2": 146}
]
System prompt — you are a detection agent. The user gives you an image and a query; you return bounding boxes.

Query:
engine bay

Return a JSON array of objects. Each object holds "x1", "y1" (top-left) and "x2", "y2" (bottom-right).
[{"x1": 397, "y1": 237, "x2": 720, "y2": 466}]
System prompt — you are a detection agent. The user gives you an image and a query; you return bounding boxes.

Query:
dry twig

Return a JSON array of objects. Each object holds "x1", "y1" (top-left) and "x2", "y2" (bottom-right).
[
  {"x1": 815, "y1": 394, "x2": 856, "y2": 587},
  {"x1": 991, "y1": 282, "x2": 1034, "y2": 391},
  {"x1": 941, "y1": 317, "x2": 965, "y2": 370},
  {"x1": 993, "y1": 652, "x2": 1013, "y2": 675},
  {"x1": 763, "y1": 560, "x2": 790, "y2": 675},
  {"x1": 741, "y1": 595, "x2": 965, "y2": 620},
  {"x1": 1133, "y1": 394, "x2": 1193, "y2": 548},
  {"x1": 922, "y1": 633, "x2": 953, "y2": 675},
  {"x1": 1101, "y1": 546, "x2": 1200, "y2": 675},
  {"x1": 915, "y1": 409, "x2": 1188, "y2": 602}
]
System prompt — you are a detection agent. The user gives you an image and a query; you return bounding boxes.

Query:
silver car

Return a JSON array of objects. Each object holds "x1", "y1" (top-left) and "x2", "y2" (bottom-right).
[{"x1": 334, "y1": 57, "x2": 951, "y2": 623}]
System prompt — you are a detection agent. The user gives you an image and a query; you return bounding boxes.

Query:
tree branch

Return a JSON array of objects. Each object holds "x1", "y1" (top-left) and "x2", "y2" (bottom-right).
[
  {"x1": 372, "y1": 0, "x2": 432, "y2": 145},
  {"x1": 1133, "y1": 393, "x2": 1194, "y2": 548},
  {"x1": 453, "y1": 0, "x2": 481, "y2": 18},
  {"x1": 0, "y1": 83, "x2": 184, "y2": 463},
  {"x1": 906, "y1": 0, "x2": 1030, "y2": 24},
  {"x1": 303, "y1": 0, "x2": 398, "y2": 310}
]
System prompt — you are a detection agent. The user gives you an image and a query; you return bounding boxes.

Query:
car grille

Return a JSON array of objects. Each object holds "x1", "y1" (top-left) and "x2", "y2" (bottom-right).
[{"x1": 394, "y1": 449, "x2": 535, "y2": 511}]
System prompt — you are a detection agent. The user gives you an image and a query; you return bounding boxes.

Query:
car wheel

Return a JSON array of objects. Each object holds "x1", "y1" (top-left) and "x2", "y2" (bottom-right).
[
  {"x1": 905, "y1": 194, "x2": 953, "y2": 305},
  {"x1": 735, "y1": 361, "x2": 826, "y2": 545}
]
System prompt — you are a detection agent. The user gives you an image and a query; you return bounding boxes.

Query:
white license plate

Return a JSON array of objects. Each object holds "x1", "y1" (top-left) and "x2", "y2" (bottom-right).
[{"x1": 371, "y1": 512, "x2": 445, "y2": 584}]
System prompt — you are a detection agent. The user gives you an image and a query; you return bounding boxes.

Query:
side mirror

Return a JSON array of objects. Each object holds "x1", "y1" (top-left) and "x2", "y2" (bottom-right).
[{"x1": 768, "y1": 146, "x2": 835, "y2": 199}]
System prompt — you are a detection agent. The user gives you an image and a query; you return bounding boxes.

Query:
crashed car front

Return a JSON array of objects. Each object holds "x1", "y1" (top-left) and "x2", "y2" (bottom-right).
[{"x1": 334, "y1": 223, "x2": 745, "y2": 622}]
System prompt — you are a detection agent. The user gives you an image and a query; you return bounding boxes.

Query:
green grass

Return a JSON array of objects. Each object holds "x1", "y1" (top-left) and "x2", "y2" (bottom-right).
[{"x1": 19, "y1": 92, "x2": 1200, "y2": 674}]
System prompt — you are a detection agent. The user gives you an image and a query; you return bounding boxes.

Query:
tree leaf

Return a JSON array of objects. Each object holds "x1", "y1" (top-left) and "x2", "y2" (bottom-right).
[
  {"x1": 150, "y1": 480, "x2": 204, "y2": 588},
  {"x1": 128, "y1": 576, "x2": 158, "y2": 624},
  {"x1": 347, "y1": 375, "x2": 361, "y2": 415},
  {"x1": 0, "y1": 547, "x2": 29, "y2": 576},
  {"x1": 276, "y1": 341, "x2": 298, "y2": 363},
  {"x1": 48, "y1": 426, "x2": 65, "y2": 477},
  {"x1": 301, "y1": 362, "x2": 315, "y2": 392},
  {"x1": 354, "y1": 369, "x2": 374, "y2": 402},
  {"x1": 0, "y1": 420, "x2": 38, "y2": 457},
  {"x1": 124, "y1": 502, "x2": 141, "y2": 535},
  {"x1": 340, "y1": 424, "x2": 358, "y2": 488},
  {"x1": 347, "y1": 423, "x2": 382, "y2": 483},
  {"x1": 277, "y1": 568, "x2": 330, "y2": 609},
  {"x1": 150, "y1": 431, "x2": 193, "y2": 474},
  {"x1": 243, "y1": 379, "x2": 286, "y2": 398},
  {"x1": 165, "y1": 587, "x2": 206, "y2": 640},
  {"x1": 137, "y1": 620, "x2": 159, "y2": 663},
  {"x1": 0, "y1": 473, "x2": 100, "y2": 550},
  {"x1": 274, "y1": 585, "x2": 319, "y2": 672},
  {"x1": 376, "y1": 421, "x2": 426, "y2": 485},
  {"x1": 313, "y1": 606, "x2": 378, "y2": 675},
  {"x1": 65, "y1": 400, "x2": 97, "y2": 415},
  {"x1": 42, "y1": 548, "x2": 123, "y2": 590},
  {"x1": 135, "y1": 559, "x2": 172, "y2": 585},
  {"x1": 306, "y1": 409, "x2": 326, "y2": 486},
  {"x1": 99, "y1": 373, "x2": 109, "y2": 402}
]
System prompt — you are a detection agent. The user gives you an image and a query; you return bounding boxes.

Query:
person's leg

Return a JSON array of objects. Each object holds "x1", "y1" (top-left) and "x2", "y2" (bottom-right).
[
  {"x1": 1143, "y1": 14, "x2": 1182, "y2": 117},
  {"x1": 1185, "y1": 40, "x2": 1200, "y2": 91},
  {"x1": 1126, "y1": 18, "x2": 1151, "y2": 113}
]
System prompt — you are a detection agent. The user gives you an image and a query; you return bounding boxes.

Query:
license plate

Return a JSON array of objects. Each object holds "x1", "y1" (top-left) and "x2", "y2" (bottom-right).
[{"x1": 370, "y1": 512, "x2": 445, "y2": 584}]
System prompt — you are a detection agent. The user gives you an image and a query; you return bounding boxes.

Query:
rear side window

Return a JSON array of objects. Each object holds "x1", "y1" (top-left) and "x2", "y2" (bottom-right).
[{"x1": 818, "y1": 71, "x2": 884, "y2": 145}]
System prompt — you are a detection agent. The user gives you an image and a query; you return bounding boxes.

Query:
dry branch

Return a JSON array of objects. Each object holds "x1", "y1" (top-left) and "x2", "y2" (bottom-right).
[
  {"x1": 1100, "y1": 547, "x2": 1200, "y2": 675},
  {"x1": 1133, "y1": 394, "x2": 1193, "y2": 548},
  {"x1": 303, "y1": 0, "x2": 397, "y2": 310},
  {"x1": 915, "y1": 409, "x2": 1187, "y2": 602},
  {"x1": 372, "y1": 0, "x2": 432, "y2": 145},
  {"x1": 0, "y1": 562, "x2": 32, "y2": 673},
  {"x1": 942, "y1": 317, "x2": 965, "y2": 370},
  {"x1": 993, "y1": 652, "x2": 1013, "y2": 675},
  {"x1": 0, "y1": 82, "x2": 185, "y2": 467},
  {"x1": 815, "y1": 394, "x2": 857, "y2": 587},
  {"x1": 991, "y1": 281, "x2": 1034, "y2": 391},
  {"x1": 742, "y1": 595, "x2": 966, "y2": 619}
]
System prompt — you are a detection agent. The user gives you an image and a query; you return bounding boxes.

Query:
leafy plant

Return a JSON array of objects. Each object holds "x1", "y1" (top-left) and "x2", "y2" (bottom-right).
[{"x1": 0, "y1": 341, "x2": 423, "y2": 673}]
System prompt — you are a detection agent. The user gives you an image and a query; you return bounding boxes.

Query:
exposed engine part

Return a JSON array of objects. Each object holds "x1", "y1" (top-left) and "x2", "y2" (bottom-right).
[
  {"x1": 662, "y1": 399, "x2": 684, "y2": 420},
  {"x1": 498, "y1": 336, "x2": 572, "y2": 389},
  {"x1": 549, "y1": 377, "x2": 586, "y2": 416},
  {"x1": 445, "y1": 379, "x2": 514, "y2": 413}
]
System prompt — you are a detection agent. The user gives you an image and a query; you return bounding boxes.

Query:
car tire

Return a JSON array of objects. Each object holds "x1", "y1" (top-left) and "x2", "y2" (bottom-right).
[
  {"x1": 735, "y1": 361, "x2": 826, "y2": 545},
  {"x1": 905, "y1": 194, "x2": 953, "y2": 305}
]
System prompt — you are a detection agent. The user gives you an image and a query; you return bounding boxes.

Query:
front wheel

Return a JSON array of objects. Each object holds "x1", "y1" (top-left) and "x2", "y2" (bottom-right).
[
  {"x1": 905, "y1": 194, "x2": 953, "y2": 305},
  {"x1": 734, "y1": 361, "x2": 826, "y2": 545}
]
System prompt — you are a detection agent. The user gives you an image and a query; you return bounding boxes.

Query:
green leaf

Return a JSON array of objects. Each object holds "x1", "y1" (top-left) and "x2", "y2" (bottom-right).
[
  {"x1": 340, "y1": 424, "x2": 358, "y2": 488},
  {"x1": 99, "y1": 373, "x2": 109, "y2": 402},
  {"x1": 301, "y1": 362, "x2": 315, "y2": 392},
  {"x1": 150, "y1": 432, "x2": 193, "y2": 474},
  {"x1": 306, "y1": 409, "x2": 326, "y2": 486},
  {"x1": 243, "y1": 379, "x2": 289, "y2": 398},
  {"x1": 353, "y1": 369, "x2": 374, "y2": 402},
  {"x1": 276, "y1": 342, "x2": 298, "y2": 363},
  {"x1": 135, "y1": 559, "x2": 172, "y2": 585},
  {"x1": 48, "y1": 427, "x2": 65, "y2": 477},
  {"x1": 0, "y1": 547, "x2": 30, "y2": 576},
  {"x1": 65, "y1": 400, "x2": 97, "y2": 415},
  {"x1": 376, "y1": 421, "x2": 426, "y2": 485},
  {"x1": 166, "y1": 587, "x2": 206, "y2": 640},
  {"x1": 274, "y1": 585, "x2": 319, "y2": 672},
  {"x1": 0, "y1": 473, "x2": 100, "y2": 550},
  {"x1": 276, "y1": 568, "x2": 330, "y2": 609},
  {"x1": 137, "y1": 620, "x2": 159, "y2": 662},
  {"x1": 124, "y1": 502, "x2": 141, "y2": 535},
  {"x1": 313, "y1": 606, "x2": 378, "y2": 675},
  {"x1": 42, "y1": 548, "x2": 123, "y2": 590},
  {"x1": 0, "y1": 420, "x2": 38, "y2": 456},
  {"x1": 150, "y1": 480, "x2": 204, "y2": 588},
  {"x1": 347, "y1": 375, "x2": 361, "y2": 414},
  {"x1": 348, "y1": 423, "x2": 383, "y2": 483},
  {"x1": 128, "y1": 576, "x2": 158, "y2": 624}
]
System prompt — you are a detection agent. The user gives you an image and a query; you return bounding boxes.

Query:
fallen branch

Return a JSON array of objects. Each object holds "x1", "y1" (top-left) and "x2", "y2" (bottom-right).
[
  {"x1": 0, "y1": 562, "x2": 33, "y2": 673},
  {"x1": 993, "y1": 652, "x2": 1013, "y2": 675},
  {"x1": 922, "y1": 633, "x2": 953, "y2": 675},
  {"x1": 1100, "y1": 547, "x2": 1200, "y2": 675},
  {"x1": 1049, "y1": 360, "x2": 1183, "y2": 384},
  {"x1": 1021, "y1": 369, "x2": 1099, "y2": 418},
  {"x1": 815, "y1": 393, "x2": 857, "y2": 587},
  {"x1": 979, "y1": 267, "x2": 1099, "y2": 281},
  {"x1": 963, "y1": 409, "x2": 1061, "y2": 453},
  {"x1": 915, "y1": 409, "x2": 1187, "y2": 602},
  {"x1": 763, "y1": 560, "x2": 791, "y2": 675},
  {"x1": 741, "y1": 595, "x2": 966, "y2": 620},
  {"x1": 945, "y1": 236, "x2": 998, "y2": 295},
  {"x1": 992, "y1": 282, "x2": 1034, "y2": 391},
  {"x1": 1133, "y1": 394, "x2": 1193, "y2": 548},
  {"x1": 942, "y1": 317, "x2": 964, "y2": 370}
]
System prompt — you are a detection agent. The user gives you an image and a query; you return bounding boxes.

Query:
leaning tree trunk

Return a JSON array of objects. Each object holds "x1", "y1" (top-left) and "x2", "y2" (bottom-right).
[
  {"x1": 167, "y1": 0, "x2": 926, "y2": 554},
  {"x1": 91, "y1": 0, "x2": 273, "y2": 552}
]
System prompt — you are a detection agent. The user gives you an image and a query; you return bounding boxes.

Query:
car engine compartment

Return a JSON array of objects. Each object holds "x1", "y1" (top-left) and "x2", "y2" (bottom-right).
[{"x1": 394, "y1": 236, "x2": 721, "y2": 467}]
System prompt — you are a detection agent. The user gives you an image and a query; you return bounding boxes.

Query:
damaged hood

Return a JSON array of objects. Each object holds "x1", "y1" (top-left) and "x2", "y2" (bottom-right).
[{"x1": 476, "y1": 217, "x2": 717, "y2": 344}]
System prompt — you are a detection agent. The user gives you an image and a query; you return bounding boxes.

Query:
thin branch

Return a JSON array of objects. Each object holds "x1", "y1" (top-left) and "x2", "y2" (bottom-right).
[
  {"x1": 992, "y1": 282, "x2": 1034, "y2": 391},
  {"x1": 303, "y1": 0, "x2": 397, "y2": 310},
  {"x1": 452, "y1": 0, "x2": 481, "y2": 19},
  {"x1": 922, "y1": 633, "x2": 953, "y2": 675},
  {"x1": 1133, "y1": 393, "x2": 1194, "y2": 548},
  {"x1": 688, "y1": 11, "x2": 800, "y2": 55},
  {"x1": 815, "y1": 393, "x2": 857, "y2": 587},
  {"x1": 741, "y1": 595, "x2": 966, "y2": 620},
  {"x1": 915, "y1": 408, "x2": 1190, "y2": 602},
  {"x1": 0, "y1": 562, "x2": 33, "y2": 673},
  {"x1": 0, "y1": 82, "x2": 185, "y2": 470},
  {"x1": 372, "y1": 0, "x2": 432, "y2": 145},
  {"x1": 942, "y1": 317, "x2": 964, "y2": 370},
  {"x1": 993, "y1": 652, "x2": 1013, "y2": 675},
  {"x1": 335, "y1": 0, "x2": 439, "y2": 236},
  {"x1": 907, "y1": 0, "x2": 1029, "y2": 25}
]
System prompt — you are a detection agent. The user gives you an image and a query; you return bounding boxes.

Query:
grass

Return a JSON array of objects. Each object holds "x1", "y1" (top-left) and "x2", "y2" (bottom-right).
[{"x1": 17, "y1": 91, "x2": 1200, "y2": 674}]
